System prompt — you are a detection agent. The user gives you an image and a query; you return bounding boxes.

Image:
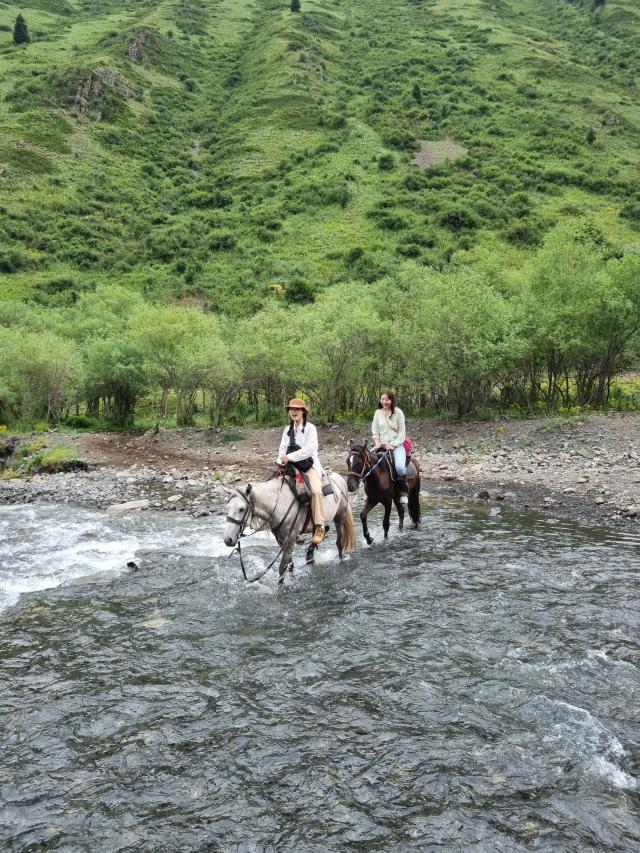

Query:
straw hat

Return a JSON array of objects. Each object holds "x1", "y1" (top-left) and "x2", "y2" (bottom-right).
[{"x1": 286, "y1": 398, "x2": 310, "y2": 413}]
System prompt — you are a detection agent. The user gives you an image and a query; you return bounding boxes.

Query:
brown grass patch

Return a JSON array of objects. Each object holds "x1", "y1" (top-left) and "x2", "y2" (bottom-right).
[{"x1": 413, "y1": 138, "x2": 467, "y2": 168}]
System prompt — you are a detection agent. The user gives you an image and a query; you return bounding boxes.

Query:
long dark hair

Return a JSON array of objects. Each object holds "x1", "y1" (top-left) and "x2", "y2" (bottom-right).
[
  {"x1": 288, "y1": 412, "x2": 307, "y2": 434},
  {"x1": 378, "y1": 390, "x2": 396, "y2": 414}
]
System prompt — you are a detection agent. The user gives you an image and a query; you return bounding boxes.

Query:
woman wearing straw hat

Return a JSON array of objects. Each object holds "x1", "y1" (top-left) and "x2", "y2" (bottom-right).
[{"x1": 277, "y1": 398, "x2": 326, "y2": 545}]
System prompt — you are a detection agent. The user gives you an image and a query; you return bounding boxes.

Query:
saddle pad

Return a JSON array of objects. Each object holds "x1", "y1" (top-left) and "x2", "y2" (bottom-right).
[{"x1": 406, "y1": 461, "x2": 417, "y2": 479}]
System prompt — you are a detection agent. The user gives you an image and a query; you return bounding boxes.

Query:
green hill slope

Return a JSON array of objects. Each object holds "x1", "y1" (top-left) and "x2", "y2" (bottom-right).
[{"x1": 1, "y1": 0, "x2": 639, "y2": 313}]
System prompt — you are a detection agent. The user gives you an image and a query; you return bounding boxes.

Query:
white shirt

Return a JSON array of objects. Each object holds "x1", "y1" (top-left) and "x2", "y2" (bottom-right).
[{"x1": 277, "y1": 421, "x2": 322, "y2": 475}]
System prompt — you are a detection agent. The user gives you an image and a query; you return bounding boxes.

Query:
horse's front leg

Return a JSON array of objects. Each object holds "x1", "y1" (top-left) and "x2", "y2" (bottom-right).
[
  {"x1": 278, "y1": 533, "x2": 297, "y2": 583},
  {"x1": 393, "y1": 494, "x2": 405, "y2": 530},
  {"x1": 382, "y1": 500, "x2": 393, "y2": 539},
  {"x1": 360, "y1": 499, "x2": 376, "y2": 545}
]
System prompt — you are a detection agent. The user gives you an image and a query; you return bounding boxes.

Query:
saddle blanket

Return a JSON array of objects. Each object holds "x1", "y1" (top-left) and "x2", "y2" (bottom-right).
[
  {"x1": 291, "y1": 470, "x2": 334, "y2": 502},
  {"x1": 372, "y1": 453, "x2": 417, "y2": 480}
]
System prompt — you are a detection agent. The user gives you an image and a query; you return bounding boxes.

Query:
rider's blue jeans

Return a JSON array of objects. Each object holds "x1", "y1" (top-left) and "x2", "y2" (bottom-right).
[{"x1": 393, "y1": 444, "x2": 407, "y2": 476}]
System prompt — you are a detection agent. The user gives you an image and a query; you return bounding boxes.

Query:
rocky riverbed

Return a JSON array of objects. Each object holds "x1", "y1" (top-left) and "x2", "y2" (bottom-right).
[{"x1": 1, "y1": 412, "x2": 638, "y2": 530}]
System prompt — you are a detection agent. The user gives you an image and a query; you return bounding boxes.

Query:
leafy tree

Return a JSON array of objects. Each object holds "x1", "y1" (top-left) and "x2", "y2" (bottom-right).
[
  {"x1": 394, "y1": 265, "x2": 515, "y2": 416},
  {"x1": 236, "y1": 305, "x2": 299, "y2": 406},
  {"x1": 67, "y1": 285, "x2": 146, "y2": 343},
  {"x1": 514, "y1": 221, "x2": 634, "y2": 408},
  {"x1": 82, "y1": 336, "x2": 148, "y2": 426},
  {"x1": 204, "y1": 326, "x2": 242, "y2": 427},
  {"x1": 290, "y1": 0, "x2": 301, "y2": 12},
  {"x1": 0, "y1": 329, "x2": 81, "y2": 423},
  {"x1": 130, "y1": 305, "x2": 226, "y2": 426},
  {"x1": 13, "y1": 14, "x2": 30, "y2": 45},
  {"x1": 300, "y1": 284, "x2": 388, "y2": 420}
]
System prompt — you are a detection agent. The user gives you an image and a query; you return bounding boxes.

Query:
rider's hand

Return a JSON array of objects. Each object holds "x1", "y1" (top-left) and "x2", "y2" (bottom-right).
[
  {"x1": 281, "y1": 455, "x2": 289, "y2": 464},
  {"x1": 384, "y1": 442, "x2": 394, "y2": 451}
]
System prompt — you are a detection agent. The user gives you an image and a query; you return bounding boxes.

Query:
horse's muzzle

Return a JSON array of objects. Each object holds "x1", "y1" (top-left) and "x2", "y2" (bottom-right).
[{"x1": 346, "y1": 475, "x2": 359, "y2": 493}]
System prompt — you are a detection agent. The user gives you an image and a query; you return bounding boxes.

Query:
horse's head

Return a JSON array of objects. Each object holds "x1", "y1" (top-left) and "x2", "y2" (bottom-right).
[
  {"x1": 346, "y1": 443, "x2": 370, "y2": 492},
  {"x1": 223, "y1": 485, "x2": 252, "y2": 547}
]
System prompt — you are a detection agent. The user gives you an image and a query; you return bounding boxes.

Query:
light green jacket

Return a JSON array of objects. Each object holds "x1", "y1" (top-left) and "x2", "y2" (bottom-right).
[{"x1": 371, "y1": 407, "x2": 406, "y2": 448}]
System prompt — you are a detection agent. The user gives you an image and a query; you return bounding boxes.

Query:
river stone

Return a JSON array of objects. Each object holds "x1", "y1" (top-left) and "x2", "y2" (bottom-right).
[
  {"x1": 166, "y1": 495, "x2": 181, "y2": 503},
  {"x1": 106, "y1": 499, "x2": 150, "y2": 515}
]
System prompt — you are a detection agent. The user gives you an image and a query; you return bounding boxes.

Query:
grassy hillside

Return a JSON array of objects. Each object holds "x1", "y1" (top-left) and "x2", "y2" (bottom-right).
[{"x1": 1, "y1": 0, "x2": 639, "y2": 314}]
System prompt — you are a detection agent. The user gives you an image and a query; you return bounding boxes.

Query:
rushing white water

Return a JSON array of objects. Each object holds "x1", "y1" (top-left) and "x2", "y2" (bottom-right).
[{"x1": 0, "y1": 504, "x2": 229, "y2": 613}]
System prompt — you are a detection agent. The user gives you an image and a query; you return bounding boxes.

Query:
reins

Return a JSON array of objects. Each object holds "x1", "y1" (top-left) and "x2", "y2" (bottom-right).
[
  {"x1": 348, "y1": 448, "x2": 390, "y2": 485},
  {"x1": 227, "y1": 478, "x2": 303, "y2": 583}
]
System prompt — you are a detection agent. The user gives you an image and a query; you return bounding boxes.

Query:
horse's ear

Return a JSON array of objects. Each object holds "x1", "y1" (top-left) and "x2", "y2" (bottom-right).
[{"x1": 245, "y1": 484, "x2": 252, "y2": 495}]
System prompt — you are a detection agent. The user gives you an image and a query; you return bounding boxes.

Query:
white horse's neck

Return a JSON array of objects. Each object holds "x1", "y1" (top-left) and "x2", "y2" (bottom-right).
[{"x1": 250, "y1": 479, "x2": 288, "y2": 522}]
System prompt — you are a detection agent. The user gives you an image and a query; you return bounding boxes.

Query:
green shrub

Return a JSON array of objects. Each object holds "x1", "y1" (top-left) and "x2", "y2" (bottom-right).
[
  {"x1": 207, "y1": 231, "x2": 237, "y2": 251},
  {"x1": 504, "y1": 219, "x2": 546, "y2": 247},
  {"x1": 24, "y1": 445, "x2": 79, "y2": 474},
  {"x1": 438, "y1": 205, "x2": 479, "y2": 231},
  {"x1": 619, "y1": 201, "x2": 640, "y2": 229},
  {"x1": 63, "y1": 414, "x2": 101, "y2": 430}
]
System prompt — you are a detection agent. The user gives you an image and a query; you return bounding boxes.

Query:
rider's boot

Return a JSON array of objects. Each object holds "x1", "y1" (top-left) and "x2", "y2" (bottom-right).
[
  {"x1": 311, "y1": 524, "x2": 325, "y2": 545},
  {"x1": 399, "y1": 475, "x2": 409, "y2": 504}
]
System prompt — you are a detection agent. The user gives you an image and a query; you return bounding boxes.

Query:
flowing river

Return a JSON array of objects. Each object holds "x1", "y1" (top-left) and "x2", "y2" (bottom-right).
[{"x1": 1, "y1": 500, "x2": 639, "y2": 850}]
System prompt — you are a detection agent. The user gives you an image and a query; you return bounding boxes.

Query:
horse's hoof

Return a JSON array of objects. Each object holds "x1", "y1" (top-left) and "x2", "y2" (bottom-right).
[
  {"x1": 288, "y1": 562, "x2": 294, "y2": 573},
  {"x1": 366, "y1": 538, "x2": 373, "y2": 545}
]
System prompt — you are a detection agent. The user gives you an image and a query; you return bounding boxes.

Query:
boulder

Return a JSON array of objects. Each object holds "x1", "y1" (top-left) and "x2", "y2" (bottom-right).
[{"x1": 106, "y1": 499, "x2": 150, "y2": 515}]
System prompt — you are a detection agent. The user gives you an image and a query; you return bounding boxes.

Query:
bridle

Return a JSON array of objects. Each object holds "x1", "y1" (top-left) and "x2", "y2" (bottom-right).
[
  {"x1": 346, "y1": 447, "x2": 371, "y2": 487},
  {"x1": 347, "y1": 447, "x2": 390, "y2": 487},
  {"x1": 225, "y1": 487, "x2": 253, "y2": 539}
]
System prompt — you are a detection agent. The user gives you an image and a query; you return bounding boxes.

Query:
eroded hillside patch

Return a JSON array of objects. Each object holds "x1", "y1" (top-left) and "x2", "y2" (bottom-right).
[{"x1": 412, "y1": 138, "x2": 468, "y2": 168}]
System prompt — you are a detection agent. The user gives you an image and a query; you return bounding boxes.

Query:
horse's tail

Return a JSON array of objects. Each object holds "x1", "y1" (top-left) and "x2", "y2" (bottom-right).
[
  {"x1": 341, "y1": 502, "x2": 357, "y2": 552},
  {"x1": 409, "y1": 465, "x2": 421, "y2": 525}
]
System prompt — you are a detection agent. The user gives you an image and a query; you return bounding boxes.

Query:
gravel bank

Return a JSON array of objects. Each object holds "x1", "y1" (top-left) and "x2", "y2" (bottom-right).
[{"x1": 1, "y1": 413, "x2": 638, "y2": 530}]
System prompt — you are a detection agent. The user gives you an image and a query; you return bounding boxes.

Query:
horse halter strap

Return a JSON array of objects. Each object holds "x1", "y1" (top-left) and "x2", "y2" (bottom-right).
[
  {"x1": 226, "y1": 488, "x2": 253, "y2": 539},
  {"x1": 349, "y1": 448, "x2": 390, "y2": 483},
  {"x1": 348, "y1": 449, "x2": 371, "y2": 483}
]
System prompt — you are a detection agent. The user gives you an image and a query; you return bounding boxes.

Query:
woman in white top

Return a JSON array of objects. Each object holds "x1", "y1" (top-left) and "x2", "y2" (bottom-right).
[
  {"x1": 277, "y1": 398, "x2": 326, "y2": 544},
  {"x1": 371, "y1": 389, "x2": 408, "y2": 503}
]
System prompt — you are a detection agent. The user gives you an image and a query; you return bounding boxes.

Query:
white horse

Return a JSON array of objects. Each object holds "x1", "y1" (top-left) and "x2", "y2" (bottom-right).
[{"x1": 223, "y1": 472, "x2": 357, "y2": 582}]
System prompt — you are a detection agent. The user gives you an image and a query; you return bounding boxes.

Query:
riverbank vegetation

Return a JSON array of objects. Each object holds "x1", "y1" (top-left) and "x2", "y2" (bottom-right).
[{"x1": 0, "y1": 0, "x2": 639, "y2": 427}]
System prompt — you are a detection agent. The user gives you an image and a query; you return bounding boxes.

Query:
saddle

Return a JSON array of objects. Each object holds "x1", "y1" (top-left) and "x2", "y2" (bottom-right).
[
  {"x1": 371, "y1": 449, "x2": 417, "y2": 481},
  {"x1": 271, "y1": 464, "x2": 334, "y2": 505}
]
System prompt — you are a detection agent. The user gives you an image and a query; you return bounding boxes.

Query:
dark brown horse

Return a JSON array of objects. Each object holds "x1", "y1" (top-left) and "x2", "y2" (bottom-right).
[{"x1": 345, "y1": 444, "x2": 421, "y2": 544}]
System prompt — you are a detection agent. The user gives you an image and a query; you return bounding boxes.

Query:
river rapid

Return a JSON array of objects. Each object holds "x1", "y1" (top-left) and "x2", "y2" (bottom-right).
[{"x1": 1, "y1": 500, "x2": 639, "y2": 851}]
